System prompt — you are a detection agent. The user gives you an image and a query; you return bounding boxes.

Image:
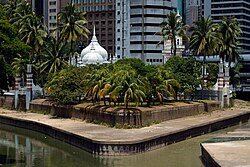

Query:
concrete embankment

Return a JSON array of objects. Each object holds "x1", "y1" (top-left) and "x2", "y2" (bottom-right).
[
  {"x1": 0, "y1": 107, "x2": 250, "y2": 156},
  {"x1": 201, "y1": 125, "x2": 250, "y2": 166}
]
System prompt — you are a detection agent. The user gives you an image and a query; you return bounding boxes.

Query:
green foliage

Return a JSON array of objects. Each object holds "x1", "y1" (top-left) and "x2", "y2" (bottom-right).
[
  {"x1": 206, "y1": 63, "x2": 219, "y2": 88},
  {"x1": 164, "y1": 56, "x2": 201, "y2": 93},
  {"x1": 0, "y1": 5, "x2": 30, "y2": 90},
  {"x1": 157, "y1": 11, "x2": 188, "y2": 56},
  {"x1": 56, "y1": 3, "x2": 90, "y2": 65},
  {"x1": 113, "y1": 58, "x2": 147, "y2": 76},
  {"x1": 45, "y1": 67, "x2": 88, "y2": 105}
]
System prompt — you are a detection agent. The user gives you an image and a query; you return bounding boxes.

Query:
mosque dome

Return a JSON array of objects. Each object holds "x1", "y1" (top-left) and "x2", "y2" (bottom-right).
[
  {"x1": 81, "y1": 44, "x2": 104, "y2": 65},
  {"x1": 80, "y1": 26, "x2": 108, "y2": 61}
]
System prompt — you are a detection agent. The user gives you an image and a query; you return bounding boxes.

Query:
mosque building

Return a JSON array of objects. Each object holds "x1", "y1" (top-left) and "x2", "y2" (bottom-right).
[{"x1": 75, "y1": 26, "x2": 116, "y2": 67}]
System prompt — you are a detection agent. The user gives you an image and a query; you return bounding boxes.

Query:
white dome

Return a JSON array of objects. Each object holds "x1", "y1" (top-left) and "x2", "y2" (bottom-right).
[
  {"x1": 82, "y1": 44, "x2": 104, "y2": 65},
  {"x1": 80, "y1": 26, "x2": 108, "y2": 61}
]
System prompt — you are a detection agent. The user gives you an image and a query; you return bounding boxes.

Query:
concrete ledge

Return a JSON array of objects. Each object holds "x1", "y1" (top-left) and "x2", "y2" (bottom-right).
[
  {"x1": 201, "y1": 125, "x2": 250, "y2": 166},
  {"x1": 0, "y1": 108, "x2": 249, "y2": 155},
  {"x1": 30, "y1": 101, "x2": 221, "y2": 127}
]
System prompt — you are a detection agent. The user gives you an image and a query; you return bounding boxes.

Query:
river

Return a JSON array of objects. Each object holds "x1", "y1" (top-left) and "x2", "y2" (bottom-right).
[{"x1": 0, "y1": 123, "x2": 245, "y2": 167}]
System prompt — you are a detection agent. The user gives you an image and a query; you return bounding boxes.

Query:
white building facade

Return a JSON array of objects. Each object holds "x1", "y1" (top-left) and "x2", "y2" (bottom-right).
[{"x1": 116, "y1": 0, "x2": 177, "y2": 64}]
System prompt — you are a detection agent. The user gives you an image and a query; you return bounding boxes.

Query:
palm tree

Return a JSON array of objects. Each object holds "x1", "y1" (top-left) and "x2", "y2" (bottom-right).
[
  {"x1": 85, "y1": 67, "x2": 111, "y2": 103},
  {"x1": 110, "y1": 70, "x2": 146, "y2": 108},
  {"x1": 11, "y1": 53, "x2": 29, "y2": 86},
  {"x1": 17, "y1": 12, "x2": 47, "y2": 63},
  {"x1": 39, "y1": 36, "x2": 69, "y2": 74},
  {"x1": 146, "y1": 67, "x2": 180, "y2": 104},
  {"x1": 57, "y1": 3, "x2": 90, "y2": 65},
  {"x1": 9, "y1": 0, "x2": 32, "y2": 25},
  {"x1": 157, "y1": 11, "x2": 188, "y2": 56},
  {"x1": 4, "y1": 0, "x2": 22, "y2": 20},
  {"x1": 216, "y1": 16, "x2": 242, "y2": 64},
  {"x1": 189, "y1": 16, "x2": 218, "y2": 86}
]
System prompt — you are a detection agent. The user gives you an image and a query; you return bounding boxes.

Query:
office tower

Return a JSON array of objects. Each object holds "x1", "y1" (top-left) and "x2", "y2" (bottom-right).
[
  {"x1": 211, "y1": 0, "x2": 250, "y2": 54},
  {"x1": 177, "y1": 0, "x2": 186, "y2": 22},
  {"x1": 47, "y1": 0, "x2": 71, "y2": 33},
  {"x1": 73, "y1": 0, "x2": 116, "y2": 57},
  {"x1": 116, "y1": 0, "x2": 177, "y2": 64},
  {"x1": 186, "y1": 0, "x2": 201, "y2": 26}
]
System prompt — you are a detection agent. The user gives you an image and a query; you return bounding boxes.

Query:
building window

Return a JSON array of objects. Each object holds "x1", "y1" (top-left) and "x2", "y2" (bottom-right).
[
  {"x1": 117, "y1": 38, "x2": 120, "y2": 41},
  {"x1": 108, "y1": 5, "x2": 112, "y2": 10},
  {"x1": 49, "y1": 1, "x2": 56, "y2": 5},
  {"x1": 117, "y1": 46, "x2": 120, "y2": 50},
  {"x1": 49, "y1": 16, "x2": 56, "y2": 20},
  {"x1": 95, "y1": 6, "x2": 99, "y2": 11},
  {"x1": 102, "y1": 5, "x2": 106, "y2": 10},
  {"x1": 102, "y1": 0, "x2": 105, "y2": 2},
  {"x1": 49, "y1": 9, "x2": 56, "y2": 13},
  {"x1": 49, "y1": 23, "x2": 56, "y2": 27}
]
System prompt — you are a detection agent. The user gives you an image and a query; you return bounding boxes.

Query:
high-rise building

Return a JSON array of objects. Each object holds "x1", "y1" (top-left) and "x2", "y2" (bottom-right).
[
  {"x1": 177, "y1": 0, "x2": 186, "y2": 22},
  {"x1": 186, "y1": 0, "x2": 201, "y2": 27},
  {"x1": 74, "y1": 0, "x2": 116, "y2": 57},
  {"x1": 211, "y1": 0, "x2": 250, "y2": 54},
  {"x1": 116, "y1": 0, "x2": 177, "y2": 64},
  {"x1": 185, "y1": 0, "x2": 211, "y2": 27}
]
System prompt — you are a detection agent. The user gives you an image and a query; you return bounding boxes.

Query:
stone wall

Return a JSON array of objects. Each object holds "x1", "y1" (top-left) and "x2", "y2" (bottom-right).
[
  {"x1": 30, "y1": 101, "x2": 221, "y2": 127},
  {"x1": 0, "y1": 95, "x2": 25, "y2": 110}
]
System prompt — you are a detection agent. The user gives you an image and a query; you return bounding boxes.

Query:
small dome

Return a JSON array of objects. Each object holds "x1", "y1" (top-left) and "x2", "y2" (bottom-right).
[{"x1": 82, "y1": 44, "x2": 104, "y2": 65}]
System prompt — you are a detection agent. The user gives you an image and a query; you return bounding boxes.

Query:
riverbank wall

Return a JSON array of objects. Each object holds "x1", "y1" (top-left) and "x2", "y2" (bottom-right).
[
  {"x1": 0, "y1": 107, "x2": 249, "y2": 156},
  {"x1": 30, "y1": 100, "x2": 220, "y2": 127}
]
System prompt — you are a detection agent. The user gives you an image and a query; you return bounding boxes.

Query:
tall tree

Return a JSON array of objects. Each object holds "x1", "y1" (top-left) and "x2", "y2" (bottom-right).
[
  {"x1": 157, "y1": 11, "x2": 188, "y2": 56},
  {"x1": 40, "y1": 36, "x2": 69, "y2": 74},
  {"x1": 189, "y1": 16, "x2": 218, "y2": 86},
  {"x1": 216, "y1": 16, "x2": 242, "y2": 64},
  {"x1": 17, "y1": 12, "x2": 47, "y2": 63},
  {"x1": 57, "y1": 3, "x2": 89, "y2": 65},
  {"x1": 0, "y1": 4, "x2": 30, "y2": 91}
]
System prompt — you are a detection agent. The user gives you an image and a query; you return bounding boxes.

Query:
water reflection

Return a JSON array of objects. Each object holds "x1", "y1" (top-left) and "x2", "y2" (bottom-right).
[{"x1": 0, "y1": 123, "x2": 244, "y2": 167}]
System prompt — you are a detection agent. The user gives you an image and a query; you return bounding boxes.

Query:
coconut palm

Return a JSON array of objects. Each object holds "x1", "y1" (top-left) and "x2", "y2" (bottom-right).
[
  {"x1": 39, "y1": 36, "x2": 69, "y2": 74},
  {"x1": 216, "y1": 16, "x2": 242, "y2": 64},
  {"x1": 11, "y1": 53, "x2": 29, "y2": 86},
  {"x1": 110, "y1": 70, "x2": 146, "y2": 108},
  {"x1": 17, "y1": 12, "x2": 47, "y2": 63},
  {"x1": 146, "y1": 67, "x2": 180, "y2": 104},
  {"x1": 189, "y1": 16, "x2": 218, "y2": 86},
  {"x1": 4, "y1": 0, "x2": 22, "y2": 20},
  {"x1": 157, "y1": 11, "x2": 188, "y2": 56},
  {"x1": 85, "y1": 67, "x2": 111, "y2": 103},
  {"x1": 57, "y1": 3, "x2": 90, "y2": 65},
  {"x1": 10, "y1": 0, "x2": 32, "y2": 25}
]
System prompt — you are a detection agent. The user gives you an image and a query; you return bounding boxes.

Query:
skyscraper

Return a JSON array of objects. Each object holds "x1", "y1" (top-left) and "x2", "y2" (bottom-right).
[
  {"x1": 211, "y1": 0, "x2": 250, "y2": 54},
  {"x1": 116, "y1": 0, "x2": 177, "y2": 64}
]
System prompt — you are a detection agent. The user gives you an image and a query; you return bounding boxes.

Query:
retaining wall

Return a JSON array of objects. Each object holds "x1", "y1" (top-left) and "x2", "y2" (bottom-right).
[
  {"x1": 30, "y1": 101, "x2": 221, "y2": 127},
  {"x1": 0, "y1": 110, "x2": 249, "y2": 155}
]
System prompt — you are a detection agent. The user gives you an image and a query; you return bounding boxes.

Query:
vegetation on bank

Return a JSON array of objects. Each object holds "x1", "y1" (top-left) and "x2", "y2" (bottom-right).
[
  {"x1": 0, "y1": 1, "x2": 242, "y2": 106},
  {"x1": 45, "y1": 58, "x2": 220, "y2": 106}
]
